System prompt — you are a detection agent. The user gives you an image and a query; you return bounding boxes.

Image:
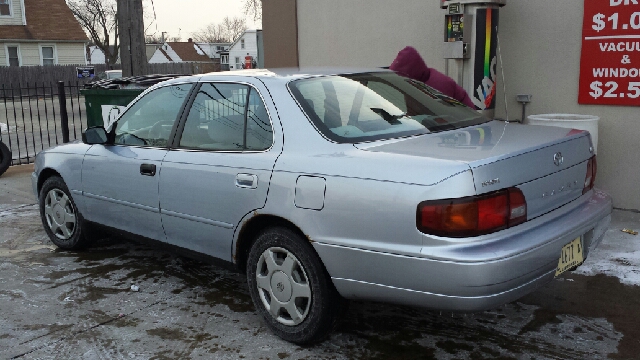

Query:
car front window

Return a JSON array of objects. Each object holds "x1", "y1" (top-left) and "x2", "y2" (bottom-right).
[
  {"x1": 288, "y1": 72, "x2": 490, "y2": 143},
  {"x1": 114, "y1": 84, "x2": 193, "y2": 147}
]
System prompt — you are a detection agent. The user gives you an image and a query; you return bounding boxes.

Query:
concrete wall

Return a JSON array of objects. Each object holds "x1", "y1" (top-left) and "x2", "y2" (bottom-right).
[{"x1": 293, "y1": 0, "x2": 640, "y2": 210}]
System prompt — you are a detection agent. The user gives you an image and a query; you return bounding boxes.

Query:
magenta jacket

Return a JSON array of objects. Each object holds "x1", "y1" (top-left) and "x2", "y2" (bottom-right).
[{"x1": 389, "y1": 46, "x2": 475, "y2": 108}]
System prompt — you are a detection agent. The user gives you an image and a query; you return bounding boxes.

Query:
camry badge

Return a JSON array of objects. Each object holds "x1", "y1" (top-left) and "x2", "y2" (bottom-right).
[
  {"x1": 553, "y1": 152, "x2": 564, "y2": 166},
  {"x1": 481, "y1": 178, "x2": 500, "y2": 187}
]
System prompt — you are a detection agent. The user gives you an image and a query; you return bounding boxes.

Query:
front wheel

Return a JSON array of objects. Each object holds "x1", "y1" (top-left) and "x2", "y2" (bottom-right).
[
  {"x1": 246, "y1": 227, "x2": 345, "y2": 344},
  {"x1": 39, "y1": 176, "x2": 91, "y2": 250}
]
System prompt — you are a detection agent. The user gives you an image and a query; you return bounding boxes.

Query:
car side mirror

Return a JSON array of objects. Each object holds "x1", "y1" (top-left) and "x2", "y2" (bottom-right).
[{"x1": 82, "y1": 126, "x2": 108, "y2": 145}]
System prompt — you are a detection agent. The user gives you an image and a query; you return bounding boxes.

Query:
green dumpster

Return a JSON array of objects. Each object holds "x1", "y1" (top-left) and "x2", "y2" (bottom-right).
[{"x1": 80, "y1": 88, "x2": 144, "y2": 129}]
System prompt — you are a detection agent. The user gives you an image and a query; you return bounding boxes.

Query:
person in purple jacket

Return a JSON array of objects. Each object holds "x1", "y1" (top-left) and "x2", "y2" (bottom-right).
[{"x1": 389, "y1": 46, "x2": 476, "y2": 108}]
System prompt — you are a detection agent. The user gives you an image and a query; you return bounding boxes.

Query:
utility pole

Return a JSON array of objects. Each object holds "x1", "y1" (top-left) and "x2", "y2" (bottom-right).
[{"x1": 117, "y1": 0, "x2": 147, "y2": 77}]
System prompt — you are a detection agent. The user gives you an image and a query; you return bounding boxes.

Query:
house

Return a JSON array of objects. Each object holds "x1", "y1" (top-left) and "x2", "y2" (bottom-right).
[
  {"x1": 87, "y1": 45, "x2": 119, "y2": 65},
  {"x1": 87, "y1": 44, "x2": 161, "y2": 65},
  {"x1": 194, "y1": 42, "x2": 230, "y2": 71},
  {"x1": 0, "y1": 0, "x2": 88, "y2": 66},
  {"x1": 195, "y1": 42, "x2": 230, "y2": 60},
  {"x1": 145, "y1": 43, "x2": 162, "y2": 62},
  {"x1": 228, "y1": 29, "x2": 262, "y2": 71},
  {"x1": 149, "y1": 39, "x2": 212, "y2": 64}
]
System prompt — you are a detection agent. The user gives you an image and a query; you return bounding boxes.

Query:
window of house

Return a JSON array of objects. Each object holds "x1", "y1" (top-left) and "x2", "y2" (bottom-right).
[
  {"x1": 40, "y1": 46, "x2": 56, "y2": 66},
  {"x1": 235, "y1": 56, "x2": 241, "y2": 69},
  {"x1": 221, "y1": 55, "x2": 228, "y2": 64},
  {"x1": 0, "y1": 0, "x2": 11, "y2": 16},
  {"x1": 241, "y1": 39, "x2": 245, "y2": 49},
  {"x1": 7, "y1": 46, "x2": 19, "y2": 67}
]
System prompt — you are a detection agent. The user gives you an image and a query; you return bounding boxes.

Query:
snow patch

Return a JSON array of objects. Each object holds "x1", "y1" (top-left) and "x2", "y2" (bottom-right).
[
  {"x1": 194, "y1": 44, "x2": 205, "y2": 56},
  {"x1": 575, "y1": 227, "x2": 640, "y2": 286}
]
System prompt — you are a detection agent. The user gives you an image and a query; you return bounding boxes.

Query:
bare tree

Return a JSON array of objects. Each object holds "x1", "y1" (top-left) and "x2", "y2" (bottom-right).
[
  {"x1": 225, "y1": 16, "x2": 248, "y2": 42},
  {"x1": 191, "y1": 16, "x2": 247, "y2": 43},
  {"x1": 67, "y1": 0, "x2": 119, "y2": 67},
  {"x1": 243, "y1": 0, "x2": 262, "y2": 22},
  {"x1": 191, "y1": 23, "x2": 226, "y2": 43}
]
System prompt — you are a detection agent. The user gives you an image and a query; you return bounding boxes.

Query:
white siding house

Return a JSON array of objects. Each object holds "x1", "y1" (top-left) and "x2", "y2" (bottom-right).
[
  {"x1": 228, "y1": 29, "x2": 261, "y2": 71},
  {"x1": 196, "y1": 42, "x2": 231, "y2": 59},
  {"x1": 0, "y1": 0, "x2": 87, "y2": 67}
]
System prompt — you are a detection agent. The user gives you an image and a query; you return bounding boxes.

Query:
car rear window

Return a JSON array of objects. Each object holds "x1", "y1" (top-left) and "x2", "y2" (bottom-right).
[{"x1": 288, "y1": 72, "x2": 490, "y2": 143}]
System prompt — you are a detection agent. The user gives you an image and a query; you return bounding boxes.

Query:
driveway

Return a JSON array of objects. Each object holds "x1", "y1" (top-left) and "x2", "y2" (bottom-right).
[{"x1": 1, "y1": 165, "x2": 639, "y2": 359}]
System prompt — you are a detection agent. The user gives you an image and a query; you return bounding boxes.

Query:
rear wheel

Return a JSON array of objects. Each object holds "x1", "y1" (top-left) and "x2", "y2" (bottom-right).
[
  {"x1": 39, "y1": 176, "x2": 91, "y2": 250},
  {"x1": 0, "y1": 142, "x2": 10, "y2": 176},
  {"x1": 246, "y1": 227, "x2": 345, "y2": 344}
]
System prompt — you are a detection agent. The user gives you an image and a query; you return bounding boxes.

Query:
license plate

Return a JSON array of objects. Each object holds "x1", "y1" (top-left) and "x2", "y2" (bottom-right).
[{"x1": 555, "y1": 237, "x2": 584, "y2": 277}]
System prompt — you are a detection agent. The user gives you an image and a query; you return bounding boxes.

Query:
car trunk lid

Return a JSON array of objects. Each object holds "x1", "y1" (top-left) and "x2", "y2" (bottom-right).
[{"x1": 354, "y1": 121, "x2": 594, "y2": 220}]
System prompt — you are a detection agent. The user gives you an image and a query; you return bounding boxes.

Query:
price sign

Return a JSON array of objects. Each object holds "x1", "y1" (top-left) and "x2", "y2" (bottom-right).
[{"x1": 579, "y1": 0, "x2": 640, "y2": 106}]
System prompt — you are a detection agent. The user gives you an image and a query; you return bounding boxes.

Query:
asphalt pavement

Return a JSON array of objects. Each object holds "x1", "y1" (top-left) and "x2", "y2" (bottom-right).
[{"x1": 1, "y1": 164, "x2": 640, "y2": 359}]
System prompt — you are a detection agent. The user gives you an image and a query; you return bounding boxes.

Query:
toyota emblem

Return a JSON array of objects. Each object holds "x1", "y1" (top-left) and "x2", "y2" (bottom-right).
[{"x1": 553, "y1": 152, "x2": 564, "y2": 166}]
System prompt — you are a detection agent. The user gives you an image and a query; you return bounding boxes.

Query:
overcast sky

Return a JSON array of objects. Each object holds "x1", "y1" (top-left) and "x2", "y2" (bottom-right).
[{"x1": 145, "y1": 0, "x2": 261, "y2": 41}]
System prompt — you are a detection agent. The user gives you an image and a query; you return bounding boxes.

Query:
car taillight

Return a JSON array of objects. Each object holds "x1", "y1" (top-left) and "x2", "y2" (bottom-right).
[
  {"x1": 417, "y1": 188, "x2": 527, "y2": 238},
  {"x1": 583, "y1": 155, "x2": 597, "y2": 195}
]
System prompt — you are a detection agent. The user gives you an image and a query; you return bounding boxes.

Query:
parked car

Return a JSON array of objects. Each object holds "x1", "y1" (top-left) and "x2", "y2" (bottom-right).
[{"x1": 33, "y1": 69, "x2": 612, "y2": 344}]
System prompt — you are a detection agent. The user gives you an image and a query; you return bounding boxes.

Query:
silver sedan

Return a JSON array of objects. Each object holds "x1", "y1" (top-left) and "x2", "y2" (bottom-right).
[{"x1": 32, "y1": 69, "x2": 612, "y2": 344}]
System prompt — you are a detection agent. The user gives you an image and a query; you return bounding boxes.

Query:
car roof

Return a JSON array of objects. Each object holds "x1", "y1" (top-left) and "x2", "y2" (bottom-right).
[
  {"x1": 154, "y1": 67, "x2": 394, "y2": 87},
  {"x1": 196, "y1": 67, "x2": 393, "y2": 82}
]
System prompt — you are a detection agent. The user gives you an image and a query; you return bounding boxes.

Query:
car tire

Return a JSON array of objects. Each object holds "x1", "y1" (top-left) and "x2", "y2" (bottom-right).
[
  {"x1": 39, "y1": 176, "x2": 91, "y2": 250},
  {"x1": 246, "y1": 227, "x2": 345, "y2": 344},
  {"x1": 0, "y1": 142, "x2": 10, "y2": 177}
]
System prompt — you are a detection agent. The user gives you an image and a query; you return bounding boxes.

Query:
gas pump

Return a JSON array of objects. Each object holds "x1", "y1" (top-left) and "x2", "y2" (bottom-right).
[
  {"x1": 442, "y1": 0, "x2": 506, "y2": 119},
  {"x1": 245, "y1": 55, "x2": 253, "y2": 69}
]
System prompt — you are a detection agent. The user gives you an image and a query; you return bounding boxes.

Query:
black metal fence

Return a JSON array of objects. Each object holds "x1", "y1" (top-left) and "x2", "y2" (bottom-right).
[{"x1": 0, "y1": 82, "x2": 86, "y2": 166}]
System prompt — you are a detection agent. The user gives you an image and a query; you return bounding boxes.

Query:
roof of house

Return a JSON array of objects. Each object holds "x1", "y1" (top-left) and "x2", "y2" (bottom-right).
[
  {"x1": 0, "y1": 0, "x2": 88, "y2": 41},
  {"x1": 158, "y1": 48, "x2": 172, "y2": 62},
  {"x1": 166, "y1": 42, "x2": 211, "y2": 62}
]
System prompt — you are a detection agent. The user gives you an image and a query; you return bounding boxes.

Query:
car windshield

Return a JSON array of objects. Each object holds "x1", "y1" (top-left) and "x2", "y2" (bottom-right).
[{"x1": 288, "y1": 72, "x2": 490, "y2": 143}]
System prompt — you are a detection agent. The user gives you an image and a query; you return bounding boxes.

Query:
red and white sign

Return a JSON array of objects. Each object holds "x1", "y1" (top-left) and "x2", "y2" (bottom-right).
[{"x1": 579, "y1": 0, "x2": 640, "y2": 106}]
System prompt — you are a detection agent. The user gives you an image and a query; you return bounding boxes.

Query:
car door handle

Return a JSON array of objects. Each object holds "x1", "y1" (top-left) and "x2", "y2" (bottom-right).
[
  {"x1": 140, "y1": 163, "x2": 157, "y2": 176},
  {"x1": 236, "y1": 174, "x2": 258, "y2": 189}
]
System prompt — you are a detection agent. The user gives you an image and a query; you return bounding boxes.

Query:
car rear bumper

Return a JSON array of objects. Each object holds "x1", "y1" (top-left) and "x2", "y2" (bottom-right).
[{"x1": 314, "y1": 189, "x2": 612, "y2": 311}]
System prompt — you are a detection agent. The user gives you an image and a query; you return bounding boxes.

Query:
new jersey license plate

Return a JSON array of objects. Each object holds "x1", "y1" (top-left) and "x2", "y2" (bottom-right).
[{"x1": 555, "y1": 237, "x2": 584, "y2": 277}]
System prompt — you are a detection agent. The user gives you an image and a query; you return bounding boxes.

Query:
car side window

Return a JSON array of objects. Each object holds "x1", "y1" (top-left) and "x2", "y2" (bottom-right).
[
  {"x1": 246, "y1": 89, "x2": 273, "y2": 150},
  {"x1": 179, "y1": 83, "x2": 273, "y2": 151},
  {"x1": 114, "y1": 84, "x2": 192, "y2": 147}
]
